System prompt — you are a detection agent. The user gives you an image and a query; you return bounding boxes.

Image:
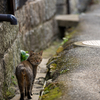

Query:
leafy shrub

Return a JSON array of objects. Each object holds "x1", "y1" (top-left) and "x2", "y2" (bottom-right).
[{"x1": 20, "y1": 50, "x2": 29, "y2": 62}]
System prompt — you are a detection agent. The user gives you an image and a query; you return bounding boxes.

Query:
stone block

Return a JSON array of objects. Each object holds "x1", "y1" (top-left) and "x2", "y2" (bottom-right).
[
  {"x1": 3, "y1": 37, "x2": 20, "y2": 81},
  {"x1": 0, "y1": 59, "x2": 4, "y2": 99},
  {"x1": 15, "y1": 1, "x2": 41, "y2": 30},
  {"x1": 23, "y1": 19, "x2": 57, "y2": 51},
  {"x1": 44, "y1": 0, "x2": 57, "y2": 20},
  {"x1": 56, "y1": 0, "x2": 66, "y2": 5},
  {"x1": 0, "y1": 23, "x2": 18, "y2": 55},
  {"x1": 1, "y1": 37, "x2": 20, "y2": 99},
  {"x1": 15, "y1": 0, "x2": 57, "y2": 32},
  {"x1": 56, "y1": 5, "x2": 67, "y2": 15},
  {"x1": 0, "y1": 35, "x2": 20, "y2": 99},
  {"x1": 29, "y1": 1, "x2": 41, "y2": 27}
]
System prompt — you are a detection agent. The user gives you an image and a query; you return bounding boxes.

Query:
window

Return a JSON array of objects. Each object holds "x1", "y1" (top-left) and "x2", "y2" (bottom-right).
[{"x1": 0, "y1": 0, "x2": 28, "y2": 14}]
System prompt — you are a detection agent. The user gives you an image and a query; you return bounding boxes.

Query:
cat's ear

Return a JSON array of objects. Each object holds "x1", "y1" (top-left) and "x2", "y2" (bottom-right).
[
  {"x1": 30, "y1": 50, "x2": 35, "y2": 56},
  {"x1": 39, "y1": 51, "x2": 43, "y2": 56}
]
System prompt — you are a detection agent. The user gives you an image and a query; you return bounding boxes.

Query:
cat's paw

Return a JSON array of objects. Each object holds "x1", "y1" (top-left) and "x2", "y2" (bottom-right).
[
  {"x1": 28, "y1": 92, "x2": 32, "y2": 99},
  {"x1": 20, "y1": 97, "x2": 24, "y2": 100},
  {"x1": 20, "y1": 93, "x2": 24, "y2": 100},
  {"x1": 31, "y1": 93, "x2": 33, "y2": 95},
  {"x1": 28, "y1": 96, "x2": 32, "y2": 99}
]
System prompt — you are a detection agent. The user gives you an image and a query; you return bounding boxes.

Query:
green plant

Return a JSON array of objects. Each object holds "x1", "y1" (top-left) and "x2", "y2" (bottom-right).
[
  {"x1": 60, "y1": 69, "x2": 69, "y2": 74},
  {"x1": 6, "y1": 88, "x2": 15, "y2": 98},
  {"x1": 11, "y1": 76, "x2": 17, "y2": 86},
  {"x1": 42, "y1": 83, "x2": 62, "y2": 100},
  {"x1": 20, "y1": 50, "x2": 29, "y2": 62},
  {"x1": 2, "y1": 82, "x2": 15, "y2": 99},
  {"x1": 61, "y1": 37, "x2": 69, "y2": 45}
]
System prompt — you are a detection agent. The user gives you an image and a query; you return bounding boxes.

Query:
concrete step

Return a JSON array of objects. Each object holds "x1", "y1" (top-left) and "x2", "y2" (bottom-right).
[{"x1": 55, "y1": 15, "x2": 79, "y2": 27}]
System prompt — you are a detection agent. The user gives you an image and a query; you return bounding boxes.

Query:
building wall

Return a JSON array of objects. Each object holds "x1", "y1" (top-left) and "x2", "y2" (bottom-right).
[
  {"x1": 56, "y1": 0, "x2": 94, "y2": 14},
  {"x1": 56, "y1": 0, "x2": 67, "y2": 15},
  {"x1": 0, "y1": 0, "x2": 57, "y2": 99}
]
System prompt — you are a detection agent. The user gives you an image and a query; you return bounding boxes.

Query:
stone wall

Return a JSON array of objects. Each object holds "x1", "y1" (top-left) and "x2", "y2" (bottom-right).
[
  {"x1": 15, "y1": 0, "x2": 57, "y2": 51},
  {"x1": 0, "y1": 23, "x2": 20, "y2": 99},
  {"x1": 56, "y1": 0, "x2": 95, "y2": 14},
  {"x1": 0, "y1": 0, "x2": 57, "y2": 99}
]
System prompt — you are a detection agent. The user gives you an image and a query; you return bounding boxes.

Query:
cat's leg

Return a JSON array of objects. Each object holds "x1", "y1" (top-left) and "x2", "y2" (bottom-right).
[
  {"x1": 25, "y1": 87, "x2": 27, "y2": 96},
  {"x1": 20, "y1": 93, "x2": 24, "y2": 100},
  {"x1": 27, "y1": 84, "x2": 32, "y2": 99},
  {"x1": 25, "y1": 74, "x2": 32, "y2": 99},
  {"x1": 31, "y1": 82, "x2": 34, "y2": 95},
  {"x1": 18, "y1": 82, "x2": 25, "y2": 100}
]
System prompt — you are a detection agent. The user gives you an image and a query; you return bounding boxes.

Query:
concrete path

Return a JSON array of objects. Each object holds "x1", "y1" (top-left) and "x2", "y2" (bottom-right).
[{"x1": 56, "y1": 2, "x2": 100, "y2": 100}]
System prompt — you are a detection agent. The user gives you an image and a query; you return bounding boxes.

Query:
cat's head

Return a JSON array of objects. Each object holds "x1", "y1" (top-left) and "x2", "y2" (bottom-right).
[{"x1": 28, "y1": 51, "x2": 43, "y2": 66}]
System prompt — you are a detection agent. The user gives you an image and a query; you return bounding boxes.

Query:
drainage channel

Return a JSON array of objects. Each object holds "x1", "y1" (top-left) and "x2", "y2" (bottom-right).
[{"x1": 74, "y1": 40, "x2": 100, "y2": 48}]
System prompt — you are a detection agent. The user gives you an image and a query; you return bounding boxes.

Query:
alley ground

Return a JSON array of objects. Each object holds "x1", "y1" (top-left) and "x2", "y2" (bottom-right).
[
  {"x1": 56, "y1": 2, "x2": 100, "y2": 100},
  {"x1": 11, "y1": 40, "x2": 61, "y2": 100},
  {"x1": 11, "y1": 2, "x2": 100, "y2": 100}
]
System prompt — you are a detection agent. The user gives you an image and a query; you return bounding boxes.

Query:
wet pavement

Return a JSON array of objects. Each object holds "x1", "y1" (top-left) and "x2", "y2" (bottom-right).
[{"x1": 56, "y1": 2, "x2": 100, "y2": 100}]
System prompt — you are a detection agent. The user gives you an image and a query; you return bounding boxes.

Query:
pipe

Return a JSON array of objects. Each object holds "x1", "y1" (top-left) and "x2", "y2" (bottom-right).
[{"x1": 0, "y1": 14, "x2": 17, "y2": 25}]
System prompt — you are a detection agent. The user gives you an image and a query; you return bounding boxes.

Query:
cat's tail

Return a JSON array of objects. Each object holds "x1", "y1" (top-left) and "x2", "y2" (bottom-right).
[
  {"x1": 21, "y1": 68, "x2": 26, "y2": 76},
  {"x1": 15, "y1": 65, "x2": 26, "y2": 78}
]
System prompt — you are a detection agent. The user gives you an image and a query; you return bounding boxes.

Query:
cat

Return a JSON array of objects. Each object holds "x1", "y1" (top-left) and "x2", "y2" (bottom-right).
[{"x1": 15, "y1": 51, "x2": 43, "y2": 100}]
